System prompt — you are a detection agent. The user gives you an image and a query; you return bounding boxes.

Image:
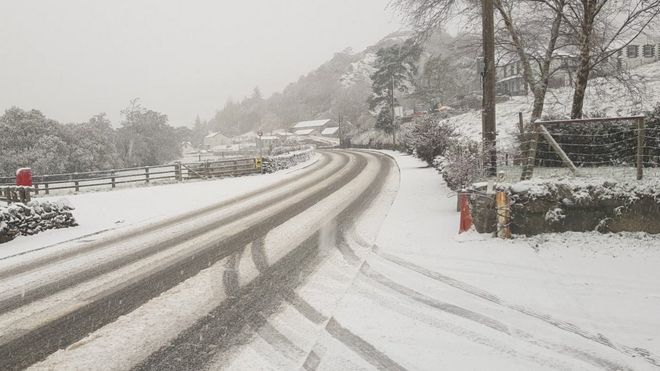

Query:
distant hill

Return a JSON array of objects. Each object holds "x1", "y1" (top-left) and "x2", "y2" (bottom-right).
[{"x1": 203, "y1": 31, "x2": 416, "y2": 137}]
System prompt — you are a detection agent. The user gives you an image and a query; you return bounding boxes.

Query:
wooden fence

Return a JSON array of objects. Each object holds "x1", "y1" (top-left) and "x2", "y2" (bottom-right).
[
  {"x1": 0, "y1": 158, "x2": 261, "y2": 196},
  {"x1": 0, "y1": 186, "x2": 33, "y2": 204}
]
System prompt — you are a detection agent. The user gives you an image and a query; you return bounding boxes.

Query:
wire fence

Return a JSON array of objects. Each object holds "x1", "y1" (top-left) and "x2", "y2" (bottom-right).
[{"x1": 475, "y1": 114, "x2": 660, "y2": 184}]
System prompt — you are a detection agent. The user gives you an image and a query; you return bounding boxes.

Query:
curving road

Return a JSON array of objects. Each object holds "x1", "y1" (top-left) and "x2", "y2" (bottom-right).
[{"x1": 0, "y1": 149, "x2": 398, "y2": 370}]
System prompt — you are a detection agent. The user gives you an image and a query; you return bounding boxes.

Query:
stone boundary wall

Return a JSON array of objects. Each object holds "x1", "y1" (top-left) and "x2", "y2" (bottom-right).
[
  {"x1": 262, "y1": 147, "x2": 316, "y2": 173},
  {"x1": 0, "y1": 200, "x2": 77, "y2": 244},
  {"x1": 469, "y1": 180, "x2": 660, "y2": 236}
]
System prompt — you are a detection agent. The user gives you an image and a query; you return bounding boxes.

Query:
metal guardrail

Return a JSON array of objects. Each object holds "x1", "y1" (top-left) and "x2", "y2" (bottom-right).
[{"x1": 0, "y1": 158, "x2": 262, "y2": 195}]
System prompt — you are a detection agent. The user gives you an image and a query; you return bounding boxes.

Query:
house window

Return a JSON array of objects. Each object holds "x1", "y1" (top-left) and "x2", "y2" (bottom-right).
[
  {"x1": 627, "y1": 45, "x2": 639, "y2": 58},
  {"x1": 643, "y1": 44, "x2": 655, "y2": 58}
]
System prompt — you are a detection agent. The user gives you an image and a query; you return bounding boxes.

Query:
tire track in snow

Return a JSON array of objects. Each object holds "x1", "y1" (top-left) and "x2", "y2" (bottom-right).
[
  {"x1": 0, "y1": 153, "x2": 331, "y2": 280},
  {"x1": 0, "y1": 154, "x2": 341, "y2": 315},
  {"x1": 0, "y1": 151, "x2": 368, "y2": 370},
  {"x1": 376, "y1": 251, "x2": 659, "y2": 369},
  {"x1": 133, "y1": 151, "x2": 395, "y2": 370},
  {"x1": 359, "y1": 262, "x2": 631, "y2": 371}
]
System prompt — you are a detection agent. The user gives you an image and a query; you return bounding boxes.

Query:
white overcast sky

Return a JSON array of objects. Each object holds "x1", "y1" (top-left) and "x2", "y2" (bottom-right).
[{"x1": 0, "y1": 0, "x2": 402, "y2": 126}]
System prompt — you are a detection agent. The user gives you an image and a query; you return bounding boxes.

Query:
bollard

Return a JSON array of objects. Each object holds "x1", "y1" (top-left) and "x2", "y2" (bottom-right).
[{"x1": 459, "y1": 192, "x2": 473, "y2": 234}]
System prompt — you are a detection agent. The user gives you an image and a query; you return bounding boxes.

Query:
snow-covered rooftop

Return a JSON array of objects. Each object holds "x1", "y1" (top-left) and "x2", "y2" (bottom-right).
[
  {"x1": 292, "y1": 119, "x2": 331, "y2": 129},
  {"x1": 321, "y1": 127, "x2": 339, "y2": 135},
  {"x1": 294, "y1": 129, "x2": 315, "y2": 135},
  {"x1": 205, "y1": 132, "x2": 226, "y2": 139}
]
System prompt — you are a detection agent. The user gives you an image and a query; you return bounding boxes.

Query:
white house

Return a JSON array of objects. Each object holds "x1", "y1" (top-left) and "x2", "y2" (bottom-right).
[
  {"x1": 203, "y1": 132, "x2": 231, "y2": 149},
  {"x1": 290, "y1": 119, "x2": 340, "y2": 137}
]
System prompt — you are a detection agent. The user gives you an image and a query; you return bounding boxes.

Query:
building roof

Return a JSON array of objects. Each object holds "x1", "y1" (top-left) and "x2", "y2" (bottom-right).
[
  {"x1": 292, "y1": 119, "x2": 331, "y2": 129},
  {"x1": 294, "y1": 129, "x2": 315, "y2": 135},
  {"x1": 205, "y1": 132, "x2": 227, "y2": 139},
  {"x1": 321, "y1": 127, "x2": 339, "y2": 135}
]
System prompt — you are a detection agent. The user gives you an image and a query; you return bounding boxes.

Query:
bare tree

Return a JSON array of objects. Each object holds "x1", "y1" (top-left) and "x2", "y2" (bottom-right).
[
  {"x1": 563, "y1": 0, "x2": 660, "y2": 118},
  {"x1": 392, "y1": 0, "x2": 568, "y2": 122}
]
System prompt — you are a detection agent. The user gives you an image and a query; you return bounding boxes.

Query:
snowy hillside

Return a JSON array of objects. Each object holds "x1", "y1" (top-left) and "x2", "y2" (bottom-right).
[{"x1": 445, "y1": 61, "x2": 660, "y2": 149}]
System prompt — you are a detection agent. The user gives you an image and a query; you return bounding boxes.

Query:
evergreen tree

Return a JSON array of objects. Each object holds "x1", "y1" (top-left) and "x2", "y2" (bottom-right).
[{"x1": 369, "y1": 39, "x2": 422, "y2": 144}]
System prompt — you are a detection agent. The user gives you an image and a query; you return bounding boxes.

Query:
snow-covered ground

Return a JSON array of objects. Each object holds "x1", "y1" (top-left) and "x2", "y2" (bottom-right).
[
  {"x1": 317, "y1": 151, "x2": 660, "y2": 370},
  {"x1": 0, "y1": 154, "x2": 320, "y2": 260},
  {"x1": 20, "y1": 150, "x2": 660, "y2": 370},
  {"x1": 217, "y1": 151, "x2": 660, "y2": 370}
]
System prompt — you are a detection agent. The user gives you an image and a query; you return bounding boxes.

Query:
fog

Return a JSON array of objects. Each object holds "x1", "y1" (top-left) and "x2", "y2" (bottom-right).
[{"x1": 0, "y1": 0, "x2": 401, "y2": 126}]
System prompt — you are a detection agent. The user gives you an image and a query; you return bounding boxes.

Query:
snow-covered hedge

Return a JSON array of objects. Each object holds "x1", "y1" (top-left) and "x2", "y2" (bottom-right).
[
  {"x1": 262, "y1": 147, "x2": 315, "y2": 173},
  {"x1": 0, "y1": 200, "x2": 77, "y2": 244}
]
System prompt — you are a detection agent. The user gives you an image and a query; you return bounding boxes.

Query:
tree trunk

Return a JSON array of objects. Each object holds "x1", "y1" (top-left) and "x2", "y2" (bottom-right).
[
  {"x1": 571, "y1": 0, "x2": 594, "y2": 119},
  {"x1": 571, "y1": 48, "x2": 591, "y2": 119}
]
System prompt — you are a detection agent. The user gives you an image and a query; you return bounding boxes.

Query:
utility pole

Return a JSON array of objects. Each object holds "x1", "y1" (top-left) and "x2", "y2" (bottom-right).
[
  {"x1": 482, "y1": 0, "x2": 497, "y2": 177},
  {"x1": 390, "y1": 74, "x2": 396, "y2": 145},
  {"x1": 338, "y1": 113, "x2": 343, "y2": 148}
]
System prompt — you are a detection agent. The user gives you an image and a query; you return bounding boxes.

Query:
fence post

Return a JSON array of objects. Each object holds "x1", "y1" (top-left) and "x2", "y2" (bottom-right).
[
  {"x1": 637, "y1": 117, "x2": 645, "y2": 180},
  {"x1": 34, "y1": 183, "x2": 39, "y2": 195},
  {"x1": 111, "y1": 170, "x2": 116, "y2": 188},
  {"x1": 75, "y1": 180, "x2": 80, "y2": 192},
  {"x1": 45, "y1": 183, "x2": 49, "y2": 195},
  {"x1": 175, "y1": 162, "x2": 182, "y2": 182},
  {"x1": 145, "y1": 166, "x2": 150, "y2": 184},
  {"x1": 496, "y1": 191, "x2": 511, "y2": 239}
]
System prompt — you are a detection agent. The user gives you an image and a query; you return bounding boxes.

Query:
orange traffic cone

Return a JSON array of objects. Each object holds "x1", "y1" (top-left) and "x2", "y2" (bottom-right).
[{"x1": 459, "y1": 193, "x2": 473, "y2": 234}]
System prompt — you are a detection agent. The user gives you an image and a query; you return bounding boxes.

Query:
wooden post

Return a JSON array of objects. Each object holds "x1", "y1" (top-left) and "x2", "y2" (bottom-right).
[
  {"x1": 111, "y1": 171, "x2": 116, "y2": 188},
  {"x1": 496, "y1": 191, "x2": 511, "y2": 239},
  {"x1": 517, "y1": 112, "x2": 524, "y2": 134},
  {"x1": 637, "y1": 117, "x2": 645, "y2": 180},
  {"x1": 482, "y1": 0, "x2": 497, "y2": 177},
  {"x1": 539, "y1": 124, "x2": 577, "y2": 175},
  {"x1": 145, "y1": 166, "x2": 150, "y2": 184},
  {"x1": 34, "y1": 183, "x2": 39, "y2": 195},
  {"x1": 74, "y1": 180, "x2": 79, "y2": 192},
  {"x1": 45, "y1": 183, "x2": 49, "y2": 195},
  {"x1": 175, "y1": 162, "x2": 182, "y2": 182}
]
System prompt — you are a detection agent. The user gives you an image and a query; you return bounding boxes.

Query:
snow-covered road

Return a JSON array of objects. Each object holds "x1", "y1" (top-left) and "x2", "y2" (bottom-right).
[
  {"x1": 2, "y1": 149, "x2": 658, "y2": 370},
  {"x1": 199, "y1": 151, "x2": 660, "y2": 371}
]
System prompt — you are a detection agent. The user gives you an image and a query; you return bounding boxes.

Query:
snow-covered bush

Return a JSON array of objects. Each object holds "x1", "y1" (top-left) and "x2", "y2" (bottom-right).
[
  {"x1": 410, "y1": 115, "x2": 457, "y2": 166},
  {"x1": 436, "y1": 138, "x2": 486, "y2": 191}
]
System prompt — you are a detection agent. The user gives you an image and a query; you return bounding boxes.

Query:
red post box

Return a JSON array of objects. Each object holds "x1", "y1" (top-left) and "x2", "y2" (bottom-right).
[{"x1": 16, "y1": 168, "x2": 33, "y2": 187}]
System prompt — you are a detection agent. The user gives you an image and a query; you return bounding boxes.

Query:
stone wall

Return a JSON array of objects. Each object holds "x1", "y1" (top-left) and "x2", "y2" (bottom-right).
[
  {"x1": 0, "y1": 200, "x2": 77, "y2": 243},
  {"x1": 263, "y1": 147, "x2": 315, "y2": 173},
  {"x1": 469, "y1": 180, "x2": 660, "y2": 236}
]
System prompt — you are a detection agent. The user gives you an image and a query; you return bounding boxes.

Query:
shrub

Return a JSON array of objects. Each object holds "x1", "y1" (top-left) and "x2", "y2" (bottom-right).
[
  {"x1": 436, "y1": 138, "x2": 485, "y2": 191},
  {"x1": 410, "y1": 115, "x2": 456, "y2": 166}
]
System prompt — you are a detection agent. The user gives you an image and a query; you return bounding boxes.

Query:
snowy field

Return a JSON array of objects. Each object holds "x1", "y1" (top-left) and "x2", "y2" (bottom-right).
[{"x1": 0, "y1": 154, "x2": 320, "y2": 260}]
